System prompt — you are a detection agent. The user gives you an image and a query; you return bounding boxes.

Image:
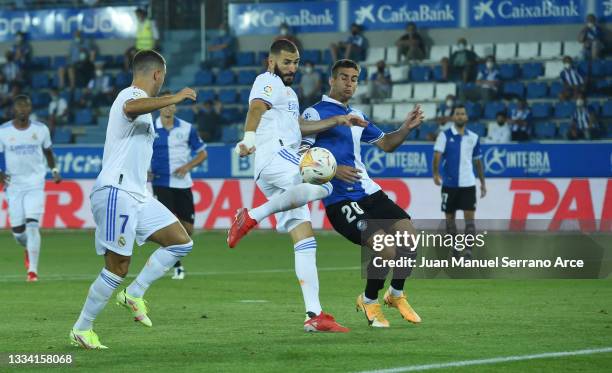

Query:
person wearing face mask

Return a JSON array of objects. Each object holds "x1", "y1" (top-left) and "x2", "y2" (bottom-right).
[
  {"x1": 87, "y1": 62, "x2": 114, "y2": 105},
  {"x1": 395, "y1": 22, "x2": 426, "y2": 62},
  {"x1": 48, "y1": 88, "x2": 68, "y2": 129},
  {"x1": 473, "y1": 55, "x2": 500, "y2": 102},
  {"x1": 578, "y1": 14, "x2": 602, "y2": 60},
  {"x1": 369, "y1": 60, "x2": 391, "y2": 100},
  {"x1": 330, "y1": 23, "x2": 368, "y2": 62},
  {"x1": 11, "y1": 31, "x2": 32, "y2": 69},
  {"x1": 58, "y1": 30, "x2": 98, "y2": 90},
  {"x1": 509, "y1": 99, "x2": 531, "y2": 142},
  {"x1": 204, "y1": 22, "x2": 236, "y2": 69},
  {"x1": 441, "y1": 37, "x2": 479, "y2": 83},
  {"x1": 559, "y1": 56, "x2": 585, "y2": 101},
  {"x1": 569, "y1": 95, "x2": 600, "y2": 140},
  {"x1": 274, "y1": 23, "x2": 303, "y2": 53},
  {"x1": 2, "y1": 51, "x2": 22, "y2": 85},
  {"x1": 485, "y1": 111, "x2": 511, "y2": 143},
  {"x1": 299, "y1": 61, "x2": 322, "y2": 108}
]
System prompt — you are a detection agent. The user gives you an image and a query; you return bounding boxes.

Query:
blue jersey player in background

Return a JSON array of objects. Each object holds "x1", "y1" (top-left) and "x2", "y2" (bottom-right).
[
  {"x1": 151, "y1": 90, "x2": 207, "y2": 279},
  {"x1": 433, "y1": 104, "x2": 486, "y2": 260},
  {"x1": 302, "y1": 59, "x2": 423, "y2": 329}
]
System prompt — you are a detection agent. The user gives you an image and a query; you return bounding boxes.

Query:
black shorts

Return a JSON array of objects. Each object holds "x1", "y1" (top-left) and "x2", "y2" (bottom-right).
[
  {"x1": 325, "y1": 190, "x2": 410, "y2": 245},
  {"x1": 441, "y1": 186, "x2": 476, "y2": 213},
  {"x1": 152, "y1": 186, "x2": 195, "y2": 224}
]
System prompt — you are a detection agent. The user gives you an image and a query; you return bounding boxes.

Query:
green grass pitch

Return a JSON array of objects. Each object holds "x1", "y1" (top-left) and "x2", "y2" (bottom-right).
[{"x1": 0, "y1": 230, "x2": 611, "y2": 372}]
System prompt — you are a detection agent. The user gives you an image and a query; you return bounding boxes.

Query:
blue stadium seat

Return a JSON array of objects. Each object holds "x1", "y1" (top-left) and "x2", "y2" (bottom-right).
[
  {"x1": 604, "y1": 60, "x2": 612, "y2": 76},
  {"x1": 239, "y1": 88, "x2": 251, "y2": 104},
  {"x1": 502, "y1": 82, "x2": 524, "y2": 98},
  {"x1": 98, "y1": 55, "x2": 115, "y2": 67},
  {"x1": 221, "y1": 125, "x2": 240, "y2": 143},
  {"x1": 409, "y1": 65, "x2": 431, "y2": 82},
  {"x1": 221, "y1": 108, "x2": 241, "y2": 123},
  {"x1": 526, "y1": 82, "x2": 548, "y2": 99},
  {"x1": 75, "y1": 109, "x2": 94, "y2": 125},
  {"x1": 549, "y1": 81, "x2": 563, "y2": 98},
  {"x1": 588, "y1": 102, "x2": 601, "y2": 115},
  {"x1": 197, "y1": 89, "x2": 216, "y2": 103},
  {"x1": 534, "y1": 122, "x2": 557, "y2": 139},
  {"x1": 499, "y1": 64, "x2": 519, "y2": 80},
  {"x1": 177, "y1": 109, "x2": 195, "y2": 123},
  {"x1": 484, "y1": 101, "x2": 506, "y2": 119},
  {"x1": 468, "y1": 122, "x2": 486, "y2": 137},
  {"x1": 238, "y1": 70, "x2": 257, "y2": 85},
  {"x1": 52, "y1": 127, "x2": 72, "y2": 144},
  {"x1": 465, "y1": 101, "x2": 482, "y2": 120},
  {"x1": 32, "y1": 56, "x2": 51, "y2": 70},
  {"x1": 417, "y1": 123, "x2": 437, "y2": 140},
  {"x1": 302, "y1": 50, "x2": 321, "y2": 64},
  {"x1": 406, "y1": 127, "x2": 418, "y2": 140},
  {"x1": 194, "y1": 70, "x2": 214, "y2": 86},
  {"x1": 60, "y1": 90, "x2": 72, "y2": 103},
  {"x1": 554, "y1": 101, "x2": 576, "y2": 119},
  {"x1": 257, "y1": 51, "x2": 268, "y2": 64},
  {"x1": 531, "y1": 103, "x2": 552, "y2": 119},
  {"x1": 30, "y1": 92, "x2": 50, "y2": 108},
  {"x1": 115, "y1": 71, "x2": 132, "y2": 88},
  {"x1": 602, "y1": 100, "x2": 612, "y2": 117},
  {"x1": 216, "y1": 69, "x2": 235, "y2": 85},
  {"x1": 432, "y1": 65, "x2": 444, "y2": 81},
  {"x1": 577, "y1": 61, "x2": 589, "y2": 76},
  {"x1": 359, "y1": 66, "x2": 367, "y2": 82},
  {"x1": 236, "y1": 51, "x2": 255, "y2": 66},
  {"x1": 521, "y1": 62, "x2": 543, "y2": 79},
  {"x1": 53, "y1": 56, "x2": 67, "y2": 68},
  {"x1": 323, "y1": 50, "x2": 333, "y2": 65},
  {"x1": 31, "y1": 73, "x2": 49, "y2": 89},
  {"x1": 218, "y1": 89, "x2": 237, "y2": 104},
  {"x1": 594, "y1": 79, "x2": 612, "y2": 93},
  {"x1": 558, "y1": 122, "x2": 571, "y2": 138}
]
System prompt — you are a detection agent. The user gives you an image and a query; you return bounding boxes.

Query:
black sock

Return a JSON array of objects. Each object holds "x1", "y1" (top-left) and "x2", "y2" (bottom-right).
[
  {"x1": 364, "y1": 278, "x2": 386, "y2": 300},
  {"x1": 174, "y1": 260, "x2": 182, "y2": 268}
]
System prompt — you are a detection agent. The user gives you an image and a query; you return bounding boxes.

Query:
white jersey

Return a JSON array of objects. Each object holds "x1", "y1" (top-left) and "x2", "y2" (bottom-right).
[
  {"x1": 248, "y1": 72, "x2": 301, "y2": 177},
  {"x1": 93, "y1": 86, "x2": 155, "y2": 201},
  {"x1": 0, "y1": 120, "x2": 51, "y2": 192}
]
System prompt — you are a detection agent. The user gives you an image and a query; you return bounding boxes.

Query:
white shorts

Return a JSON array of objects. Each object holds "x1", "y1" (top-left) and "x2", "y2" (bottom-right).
[
  {"x1": 90, "y1": 186, "x2": 178, "y2": 256},
  {"x1": 6, "y1": 187, "x2": 45, "y2": 227},
  {"x1": 256, "y1": 150, "x2": 310, "y2": 233}
]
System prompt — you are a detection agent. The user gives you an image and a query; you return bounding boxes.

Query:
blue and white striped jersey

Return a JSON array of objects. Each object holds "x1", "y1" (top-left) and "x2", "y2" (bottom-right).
[{"x1": 434, "y1": 125, "x2": 482, "y2": 188}]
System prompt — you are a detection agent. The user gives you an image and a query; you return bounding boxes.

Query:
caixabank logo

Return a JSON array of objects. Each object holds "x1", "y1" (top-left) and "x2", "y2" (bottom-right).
[
  {"x1": 350, "y1": 0, "x2": 459, "y2": 30},
  {"x1": 470, "y1": 0, "x2": 584, "y2": 26}
]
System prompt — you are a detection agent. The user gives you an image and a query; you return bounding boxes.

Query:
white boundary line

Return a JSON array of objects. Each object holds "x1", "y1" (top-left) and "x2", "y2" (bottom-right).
[{"x1": 356, "y1": 347, "x2": 612, "y2": 373}]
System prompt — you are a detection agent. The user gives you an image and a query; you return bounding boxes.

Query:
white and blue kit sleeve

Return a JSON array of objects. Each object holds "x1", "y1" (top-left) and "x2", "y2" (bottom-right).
[
  {"x1": 188, "y1": 125, "x2": 207, "y2": 153},
  {"x1": 248, "y1": 73, "x2": 280, "y2": 108},
  {"x1": 360, "y1": 114, "x2": 385, "y2": 144},
  {"x1": 300, "y1": 106, "x2": 320, "y2": 148},
  {"x1": 433, "y1": 131, "x2": 447, "y2": 153}
]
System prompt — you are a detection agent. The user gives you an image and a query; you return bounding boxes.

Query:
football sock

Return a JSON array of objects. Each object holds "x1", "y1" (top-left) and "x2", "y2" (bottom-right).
[
  {"x1": 389, "y1": 286, "x2": 403, "y2": 297},
  {"x1": 446, "y1": 219, "x2": 457, "y2": 235},
  {"x1": 25, "y1": 221, "x2": 41, "y2": 273},
  {"x1": 127, "y1": 242, "x2": 192, "y2": 298},
  {"x1": 174, "y1": 260, "x2": 182, "y2": 268},
  {"x1": 391, "y1": 246, "x2": 417, "y2": 291},
  {"x1": 364, "y1": 279, "x2": 385, "y2": 300},
  {"x1": 74, "y1": 268, "x2": 123, "y2": 331},
  {"x1": 294, "y1": 237, "x2": 322, "y2": 315},
  {"x1": 362, "y1": 293, "x2": 378, "y2": 304},
  {"x1": 12, "y1": 231, "x2": 27, "y2": 247},
  {"x1": 249, "y1": 183, "x2": 332, "y2": 222},
  {"x1": 465, "y1": 219, "x2": 476, "y2": 235}
]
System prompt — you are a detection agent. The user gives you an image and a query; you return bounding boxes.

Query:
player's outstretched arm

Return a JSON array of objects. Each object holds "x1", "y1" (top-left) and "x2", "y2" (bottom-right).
[
  {"x1": 124, "y1": 88, "x2": 196, "y2": 119},
  {"x1": 43, "y1": 147, "x2": 61, "y2": 184},
  {"x1": 298, "y1": 114, "x2": 367, "y2": 136},
  {"x1": 375, "y1": 105, "x2": 424, "y2": 152},
  {"x1": 235, "y1": 99, "x2": 269, "y2": 157}
]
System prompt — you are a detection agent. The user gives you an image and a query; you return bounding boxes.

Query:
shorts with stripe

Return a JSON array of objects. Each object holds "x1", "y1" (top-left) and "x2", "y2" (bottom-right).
[{"x1": 90, "y1": 186, "x2": 178, "y2": 256}]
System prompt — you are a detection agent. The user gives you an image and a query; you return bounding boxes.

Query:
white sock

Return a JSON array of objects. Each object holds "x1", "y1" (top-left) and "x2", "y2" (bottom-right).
[
  {"x1": 294, "y1": 237, "x2": 322, "y2": 315},
  {"x1": 390, "y1": 286, "x2": 403, "y2": 297},
  {"x1": 127, "y1": 242, "x2": 192, "y2": 298},
  {"x1": 25, "y1": 222, "x2": 41, "y2": 273},
  {"x1": 249, "y1": 183, "x2": 332, "y2": 222},
  {"x1": 12, "y1": 231, "x2": 27, "y2": 247},
  {"x1": 74, "y1": 268, "x2": 123, "y2": 331},
  {"x1": 363, "y1": 294, "x2": 378, "y2": 304}
]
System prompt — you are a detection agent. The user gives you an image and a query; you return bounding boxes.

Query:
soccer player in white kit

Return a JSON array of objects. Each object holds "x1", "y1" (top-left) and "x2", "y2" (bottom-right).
[
  {"x1": 70, "y1": 50, "x2": 197, "y2": 349},
  {"x1": 0, "y1": 95, "x2": 61, "y2": 282},
  {"x1": 228, "y1": 39, "x2": 366, "y2": 332}
]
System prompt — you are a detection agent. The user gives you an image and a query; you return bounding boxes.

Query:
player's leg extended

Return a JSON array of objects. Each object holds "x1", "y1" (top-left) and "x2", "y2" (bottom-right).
[
  {"x1": 172, "y1": 220, "x2": 193, "y2": 280},
  {"x1": 22, "y1": 188, "x2": 45, "y2": 281},
  {"x1": 171, "y1": 187, "x2": 196, "y2": 279},
  {"x1": 7, "y1": 188, "x2": 29, "y2": 273}
]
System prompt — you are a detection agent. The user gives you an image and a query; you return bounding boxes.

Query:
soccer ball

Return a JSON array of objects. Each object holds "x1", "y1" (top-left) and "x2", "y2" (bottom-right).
[{"x1": 300, "y1": 147, "x2": 337, "y2": 185}]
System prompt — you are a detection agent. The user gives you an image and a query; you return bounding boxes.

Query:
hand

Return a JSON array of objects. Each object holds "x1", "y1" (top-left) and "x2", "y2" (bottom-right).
[
  {"x1": 236, "y1": 143, "x2": 256, "y2": 157},
  {"x1": 51, "y1": 169, "x2": 62, "y2": 184},
  {"x1": 402, "y1": 105, "x2": 424, "y2": 130},
  {"x1": 433, "y1": 173, "x2": 442, "y2": 186},
  {"x1": 480, "y1": 182, "x2": 487, "y2": 198},
  {"x1": 334, "y1": 165, "x2": 362, "y2": 183},
  {"x1": 173, "y1": 87, "x2": 197, "y2": 104},
  {"x1": 0, "y1": 172, "x2": 9, "y2": 186},
  {"x1": 335, "y1": 114, "x2": 368, "y2": 128},
  {"x1": 174, "y1": 164, "x2": 191, "y2": 178}
]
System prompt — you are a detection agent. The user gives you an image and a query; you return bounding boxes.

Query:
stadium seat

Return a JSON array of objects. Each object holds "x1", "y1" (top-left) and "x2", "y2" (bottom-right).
[
  {"x1": 554, "y1": 101, "x2": 576, "y2": 118},
  {"x1": 435, "y1": 82, "x2": 456, "y2": 100},
  {"x1": 221, "y1": 108, "x2": 241, "y2": 123},
  {"x1": 52, "y1": 127, "x2": 72, "y2": 144},
  {"x1": 517, "y1": 42, "x2": 539, "y2": 59},
  {"x1": 239, "y1": 88, "x2": 251, "y2": 104},
  {"x1": 521, "y1": 62, "x2": 543, "y2": 79},
  {"x1": 358, "y1": 66, "x2": 368, "y2": 82},
  {"x1": 502, "y1": 82, "x2": 525, "y2": 98},
  {"x1": 412, "y1": 83, "x2": 435, "y2": 100},
  {"x1": 558, "y1": 122, "x2": 571, "y2": 138},
  {"x1": 549, "y1": 81, "x2": 563, "y2": 98},
  {"x1": 218, "y1": 89, "x2": 237, "y2": 104},
  {"x1": 465, "y1": 101, "x2": 482, "y2": 120},
  {"x1": 604, "y1": 60, "x2": 612, "y2": 76},
  {"x1": 385, "y1": 46, "x2": 398, "y2": 64},
  {"x1": 216, "y1": 69, "x2": 235, "y2": 85},
  {"x1": 590, "y1": 60, "x2": 606, "y2": 77},
  {"x1": 221, "y1": 124, "x2": 241, "y2": 143},
  {"x1": 237, "y1": 70, "x2": 257, "y2": 85},
  {"x1": 391, "y1": 84, "x2": 412, "y2": 101},
  {"x1": 427, "y1": 45, "x2": 450, "y2": 62},
  {"x1": 302, "y1": 50, "x2": 321, "y2": 64},
  {"x1": 177, "y1": 109, "x2": 195, "y2": 123},
  {"x1": 52, "y1": 55, "x2": 67, "y2": 68},
  {"x1": 115, "y1": 71, "x2": 132, "y2": 88},
  {"x1": 194, "y1": 70, "x2": 214, "y2": 86},
  {"x1": 544, "y1": 61, "x2": 564, "y2": 79},
  {"x1": 468, "y1": 122, "x2": 486, "y2": 137},
  {"x1": 472, "y1": 43, "x2": 494, "y2": 58},
  {"x1": 60, "y1": 90, "x2": 72, "y2": 103},
  {"x1": 364, "y1": 47, "x2": 386, "y2": 65},
  {"x1": 31, "y1": 73, "x2": 49, "y2": 89},
  {"x1": 602, "y1": 101, "x2": 612, "y2": 117},
  {"x1": 588, "y1": 102, "x2": 601, "y2": 116},
  {"x1": 352, "y1": 104, "x2": 371, "y2": 118},
  {"x1": 75, "y1": 109, "x2": 94, "y2": 125},
  {"x1": 499, "y1": 64, "x2": 519, "y2": 80},
  {"x1": 322, "y1": 50, "x2": 333, "y2": 65},
  {"x1": 418, "y1": 122, "x2": 437, "y2": 140},
  {"x1": 236, "y1": 51, "x2": 255, "y2": 66},
  {"x1": 420, "y1": 103, "x2": 437, "y2": 120},
  {"x1": 563, "y1": 41, "x2": 582, "y2": 58},
  {"x1": 540, "y1": 41, "x2": 562, "y2": 58},
  {"x1": 484, "y1": 101, "x2": 506, "y2": 119},
  {"x1": 394, "y1": 103, "x2": 412, "y2": 122},
  {"x1": 389, "y1": 66, "x2": 409, "y2": 82},
  {"x1": 531, "y1": 103, "x2": 552, "y2": 119},
  {"x1": 534, "y1": 122, "x2": 557, "y2": 139},
  {"x1": 30, "y1": 92, "x2": 50, "y2": 108},
  {"x1": 197, "y1": 89, "x2": 215, "y2": 103},
  {"x1": 526, "y1": 82, "x2": 548, "y2": 99},
  {"x1": 409, "y1": 65, "x2": 431, "y2": 82},
  {"x1": 495, "y1": 43, "x2": 516, "y2": 60},
  {"x1": 32, "y1": 56, "x2": 51, "y2": 70},
  {"x1": 432, "y1": 65, "x2": 444, "y2": 81},
  {"x1": 372, "y1": 104, "x2": 394, "y2": 122}
]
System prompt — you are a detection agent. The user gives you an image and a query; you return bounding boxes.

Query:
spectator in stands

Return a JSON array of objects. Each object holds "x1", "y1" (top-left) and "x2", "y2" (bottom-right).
[
  {"x1": 441, "y1": 38, "x2": 478, "y2": 83},
  {"x1": 473, "y1": 55, "x2": 500, "y2": 102},
  {"x1": 204, "y1": 22, "x2": 236, "y2": 69},
  {"x1": 135, "y1": 7, "x2": 160, "y2": 51},
  {"x1": 0, "y1": 72, "x2": 8, "y2": 102},
  {"x1": 510, "y1": 99, "x2": 531, "y2": 141},
  {"x1": 559, "y1": 56, "x2": 585, "y2": 100},
  {"x1": 329, "y1": 23, "x2": 368, "y2": 62},
  {"x1": 77, "y1": 88, "x2": 94, "y2": 109},
  {"x1": 579, "y1": 14, "x2": 602, "y2": 60},
  {"x1": 299, "y1": 61, "x2": 322, "y2": 108},
  {"x1": 395, "y1": 22, "x2": 426, "y2": 62},
  {"x1": 369, "y1": 60, "x2": 391, "y2": 100},
  {"x1": 3, "y1": 51, "x2": 23, "y2": 84},
  {"x1": 194, "y1": 100, "x2": 225, "y2": 142},
  {"x1": 11, "y1": 31, "x2": 32, "y2": 69},
  {"x1": 429, "y1": 95, "x2": 457, "y2": 140},
  {"x1": 87, "y1": 61, "x2": 114, "y2": 105},
  {"x1": 275, "y1": 23, "x2": 302, "y2": 53},
  {"x1": 58, "y1": 30, "x2": 98, "y2": 90},
  {"x1": 569, "y1": 94, "x2": 600, "y2": 140},
  {"x1": 485, "y1": 111, "x2": 511, "y2": 143},
  {"x1": 48, "y1": 88, "x2": 68, "y2": 130}
]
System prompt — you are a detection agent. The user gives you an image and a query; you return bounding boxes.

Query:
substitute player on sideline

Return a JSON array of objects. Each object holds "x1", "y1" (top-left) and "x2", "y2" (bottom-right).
[
  {"x1": 151, "y1": 90, "x2": 207, "y2": 280},
  {"x1": 0, "y1": 95, "x2": 61, "y2": 282},
  {"x1": 433, "y1": 104, "x2": 486, "y2": 259},
  {"x1": 228, "y1": 39, "x2": 367, "y2": 332},
  {"x1": 70, "y1": 50, "x2": 197, "y2": 349},
  {"x1": 301, "y1": 60, "x2": 423, "y2": 328}
]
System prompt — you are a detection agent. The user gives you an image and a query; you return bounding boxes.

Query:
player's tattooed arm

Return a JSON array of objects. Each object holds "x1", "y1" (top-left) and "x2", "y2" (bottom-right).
[
  {"x1": 375, "y1": 105, "x2": 424, "y2": 152},
  {"x1": 43, "y1": 147, "x2": 62, "y2": 184},
  {"x1": 298, "y1": 114, "x2": 367, "y2": 136},
  {"x1": 474, "y1": 158, "x2": 487, "y2": 198},
  {"x1": 123, "y1": 88, "x2": 196, "y2": 119},
  {"x1": 432, "y1": 152, "x2": 442, "y2": 186}
]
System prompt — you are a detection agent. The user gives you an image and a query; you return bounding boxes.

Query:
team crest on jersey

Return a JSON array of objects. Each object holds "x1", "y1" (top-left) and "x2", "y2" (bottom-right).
[
  {"x1": 263, "y1": 85, "x2": 273, "y2": 97},
  {"x1": 357, "y1": 220, "x2": 368, "y2": 232},
  {"x1": 32, "y1": 133, "x2": 38, "y2": 141},
  {"x1": 118, "y1": 236, "x2": 126, "y2": 247}
]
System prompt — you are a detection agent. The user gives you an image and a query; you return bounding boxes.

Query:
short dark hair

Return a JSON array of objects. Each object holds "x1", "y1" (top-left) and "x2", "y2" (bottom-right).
[
  {"x1": 269, "y1": 39, "x2": 298, "y2": 55},
  {"x1": 331, "y1": 59, "x2": 360, "y2": 78},
  {"x1": 453, "y1": 104, "x2": 466, "y2": 114},
  {"x1": 13, "y1": 94, "x2": 31, "y2": 105},
  {"x1": 132, "y1": 49, "x2": 166, "y2": 74},
  {"x1": 496, "y1": 110, "x2": 507, "y2": 117}
]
